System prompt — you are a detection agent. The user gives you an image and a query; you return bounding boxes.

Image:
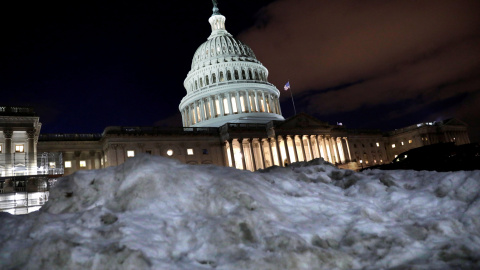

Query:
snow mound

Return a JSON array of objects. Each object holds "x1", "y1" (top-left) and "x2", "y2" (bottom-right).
[{"x1": 1, "y1": 155, "x2": 479, "y2": 269}]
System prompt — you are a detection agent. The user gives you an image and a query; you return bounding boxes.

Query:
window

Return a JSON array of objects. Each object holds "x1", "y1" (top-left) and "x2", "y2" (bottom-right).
[
  {"x1": 203, "y1": 149, "x2": 208, "y2": 155},
  {"x1": 49, "y1": 162, "x2": 55, "y2": 169},
  {"x1": 376, "y1": 142, "x2": 380, "y2": 147},
  {"x1": 187, "y1": 148, "x2": 194, "y2": 155},
  {"x1": 392, "y1": 144, "x2": 396, "y2": 148},
  {"x1": 127, "y1": 150, "x2": 135, "y2": 157},
  {"x1": 65, "y1": 161, "x2": 72, "y2": 168},
  {"x1": 80, "y1": 160, "x2": 86, "y2": 167},
  {"x1": 408, "y1": 140, "x2": 412, "y2": 144},
  {"x1": 146, "y1": 150, "x2": 152, "y2": 155},
  {"x1": 166, "y1": 149, "x2": 173, "y2": 156},
  {"x1": 15, "y1": 144, "x2": 24, "y2": 153},
  {"x1": 401, "y1": 141, "x2": 404, "y2": 146},
  {"x1": 0, "y1": 144, "x2": 2, "y2": 153}
]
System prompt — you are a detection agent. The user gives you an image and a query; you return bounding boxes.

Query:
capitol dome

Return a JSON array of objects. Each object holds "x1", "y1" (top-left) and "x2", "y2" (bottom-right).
[{"x1": 179, "y1": 3, "x2": 284, "y2": 127}]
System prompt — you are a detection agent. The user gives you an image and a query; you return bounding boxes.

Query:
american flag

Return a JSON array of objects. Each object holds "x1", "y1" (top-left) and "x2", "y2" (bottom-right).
[{"x1": 284, "y1": 81, "x2": 290, "y2": 91}]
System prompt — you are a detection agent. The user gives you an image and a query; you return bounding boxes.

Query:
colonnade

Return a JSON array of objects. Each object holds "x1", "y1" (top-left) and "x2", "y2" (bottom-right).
[
  {"x1": 181, "y1": 90, "x2": 281, "y2": 127},
  {"x1": 443, "y1": 131, "x2": 470, "y2": 144},
  {"x1": 224, "y1": 135, "x2": 351, "y2": 171},
  {"x1": 0, "y1": 129, "x2": 37, "y2": 177}
]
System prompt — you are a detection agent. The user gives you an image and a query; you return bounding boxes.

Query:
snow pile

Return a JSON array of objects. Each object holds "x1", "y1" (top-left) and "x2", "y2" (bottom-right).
[{"x1": 1, "y1": 155, "x2": 479, "y2": 269}]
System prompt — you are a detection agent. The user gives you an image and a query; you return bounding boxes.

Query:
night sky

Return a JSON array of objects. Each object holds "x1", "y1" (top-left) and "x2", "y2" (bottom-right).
[{"x1": 3, "y1": 0, "x2": 480, "y2": 142}]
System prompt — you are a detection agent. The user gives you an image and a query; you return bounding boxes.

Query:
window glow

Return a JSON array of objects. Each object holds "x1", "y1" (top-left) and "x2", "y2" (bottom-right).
[
  {"x1": 376, "y1": 142, "x2": 380, "y2": 147},
  {"x1": 127, "y1": 150, "x2": 135, "y2": 157},
  {"x1": 15, "y1": 145, "x2": 24, "y2": 153},
  {"x1": 187, "y1": 148, "x2": 194, "y2": 155},
  {"x1": 392, "y1": 144, "x2": 396, "y2": 148},
  {"x1": 65, "y1": 161, "x2": 72, "y2": 168},
  {"x1": 49, "y1": 162, "x2": 55, "y2": 168},
  {"x1": 409, "y1": 140, "x2": 412, "y2": 144},
  {"x1": 223, "y1": 98, "x2": 229, "y2": 114},
  {"x1": 80, "y1": 161, "x2": 86, "y2": 167},
  {"x1": 401, "y1": 142, "x2": 404, "y2": 146},
  {"x1": 167, "y1": 149, "x2": 173, "y2": 156}
]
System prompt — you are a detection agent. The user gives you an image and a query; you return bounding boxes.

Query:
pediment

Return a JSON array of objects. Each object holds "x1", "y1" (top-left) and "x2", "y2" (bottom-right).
[{"x1": 442, "y1": 118, "x2": 468, "y2": 126}]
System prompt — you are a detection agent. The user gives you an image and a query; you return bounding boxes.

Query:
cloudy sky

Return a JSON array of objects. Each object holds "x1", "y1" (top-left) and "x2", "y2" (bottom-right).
[
  {"x1": 240, "y1": 0, "x2": 480, "y2": 141},
  {"x1": 3, "y1": 0, "x2": 479, "y2": 141}
]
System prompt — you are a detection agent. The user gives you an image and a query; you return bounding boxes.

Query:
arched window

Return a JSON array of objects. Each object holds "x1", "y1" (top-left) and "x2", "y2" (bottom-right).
[
  {"x1": 205, "y1": 75, "x2": 209, "y2": 85},
  {"x1": 195, "y1": 81, "x2": 198, "y2": 90},
  {"x1": 248, "y1": 69, "x2": 253, "y2": 80},
  {"x1": 199, "y1": 78, "x2": 203, "y2": 88},
  {"x1": 254, "y1": 71, "x2": 259, "y2": 80},
  {"x1": 241, "y1": 70, "x2": 246, "y2": 80},
  {"x1": 227, "y1": 70, "x2": 232, "y2": 81},
  {"x1": 234, "y1": 70, "x2": 239, "y2": 80},
  {"x1": 212, "y1": 73, "x2": 216, "y2": 83},
  {"x1": 219, "y1": 71, "x2": 224, "y2": 82}
]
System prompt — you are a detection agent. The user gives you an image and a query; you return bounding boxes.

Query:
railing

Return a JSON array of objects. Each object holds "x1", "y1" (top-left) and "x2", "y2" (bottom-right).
[
  {"x1": 103, "y1": 126, "x2": 219, "y2": 136},
  {"x1": 0, "y1": 152, "x2": 64, "y2": 177},
  {"x1": 0, "y1": 106, "x2": 36, "y2": 116},
  {"x1": 40, "y1": 133, "x2": 102, "y2": 141}
]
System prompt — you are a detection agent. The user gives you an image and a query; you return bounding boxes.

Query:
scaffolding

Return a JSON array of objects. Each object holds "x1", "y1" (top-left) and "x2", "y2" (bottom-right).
[{"x1": 0, "y1": 152, "x2": 63, "y2": 215}]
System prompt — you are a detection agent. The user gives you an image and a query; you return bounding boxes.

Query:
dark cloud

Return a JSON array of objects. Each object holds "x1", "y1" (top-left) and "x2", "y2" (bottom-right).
[{"x1": 239, "y1": 0, "x2": 480, "y2": 140}]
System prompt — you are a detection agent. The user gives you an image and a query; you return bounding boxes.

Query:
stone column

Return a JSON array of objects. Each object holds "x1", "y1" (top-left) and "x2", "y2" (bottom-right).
[
  {"x1": 253, "y1": 91, "x2": 259, "y2": 112},
  {"x1": 4, "y1": 129, "x2": 13, "y2": 176},
  {"x1": 268, "y1": 138, "x2": 276, "y2": 166},
  {"x1": 309, "y1": 136, "x2": 316, "y2": 159},
  {"x1": 245, "y1": 91, "x2": 252, "y2": 112},
  {"x1": 330, "y1": 137, "x2": 339, "y2": 163},
  {"x1": 247, "y1": 139, "x2": 256, "y2": 171},
  {"x1": 236, "y1": 92, "x2": 242, "y2": 113},
  {"x1": 261, "y1": 92, "x2": 267, "y2": 113},
  {"x1": 292, "y1": 136, "x2": 299, "y2": 162},
  {"x1": 275, "y1": 136, "x2": 283, "y2": 166},
  {"x1": 284, "y1": 135, "x2": 292, "y2": 165},
  {"x1": 209, "y1": 96, "x2": 215, "y2": 118},
  {"x1": 341, "y1": 138, "x2": 350, "y2": 162},
  {"x1": 323, "y1": 136, "x2": 332, "y2": 162},
  {"x1": 258, "y1": 139, "x2": 266, "y2": 169},
  {"x1": 344, "y1": 137, "x2": 352, "y2": 161},
  {"x1": 226, "y1": 93, "x2": 233, "y2": 115},
  {"x1": 300, "y1": 136, "x2": 308, "y2": 161},
  {"x1": 239, "y1": 138, "x2": 246, "y2": 170},
  {"x1": 228, "y1": 139, "x2": 236, "y2": 168},
  {"x1": 27, "y1": 129, "x2": 36, "y2": 175},
  {"x1": 219, "y1": 95, "x2": 225, "y2": 116},
  {"x1": 200, "y1": 99, "x2": 206, "y2": 122}
]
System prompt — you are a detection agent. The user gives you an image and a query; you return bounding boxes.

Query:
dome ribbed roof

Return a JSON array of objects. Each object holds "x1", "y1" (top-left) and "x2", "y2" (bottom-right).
[{"x1": 191, "y1": 35, "x2": 258, "y2": 70}]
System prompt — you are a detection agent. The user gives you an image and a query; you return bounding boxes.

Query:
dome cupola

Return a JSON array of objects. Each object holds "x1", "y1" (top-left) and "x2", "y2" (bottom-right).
[{"x1": 179, "y1": 1, "x2": 284, "y2": 127}]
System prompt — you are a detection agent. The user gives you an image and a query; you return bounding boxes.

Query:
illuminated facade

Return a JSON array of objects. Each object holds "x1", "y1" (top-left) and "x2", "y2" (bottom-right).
[
  {"x1": 1, "y1": 4, "x2": 472, "y2": 180},
  {"x1": 179, "y1": 4, "x2": 284, "y2": 127}
]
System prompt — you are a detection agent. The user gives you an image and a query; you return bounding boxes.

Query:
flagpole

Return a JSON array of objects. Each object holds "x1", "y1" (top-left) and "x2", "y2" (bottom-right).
[
  {"x1": 285, "y1": 80, "x2": 297, "y2": 116},
  {"x1": 289, "y1": 86, "x2": 297, "y2": 116}
]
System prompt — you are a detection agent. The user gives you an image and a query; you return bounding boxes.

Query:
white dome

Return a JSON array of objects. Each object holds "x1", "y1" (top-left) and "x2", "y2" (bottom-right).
[{"x1": 179, "y1": 6, "x2": 284, "y2": 128}]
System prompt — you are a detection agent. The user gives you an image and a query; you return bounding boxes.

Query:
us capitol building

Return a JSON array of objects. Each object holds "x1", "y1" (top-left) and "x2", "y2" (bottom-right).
[{"x1": 0, "y1": 3, "x2": 471, "y2": 213}]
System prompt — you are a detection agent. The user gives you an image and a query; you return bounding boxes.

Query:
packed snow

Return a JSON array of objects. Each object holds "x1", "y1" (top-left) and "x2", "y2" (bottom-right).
[{"x1": 1, "y1": 155, "x2": 479, "y2": 269}]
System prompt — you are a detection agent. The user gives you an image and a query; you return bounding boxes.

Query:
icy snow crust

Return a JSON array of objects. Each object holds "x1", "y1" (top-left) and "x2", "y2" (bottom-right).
[{"x1": 1, "y1": 155, "x2": 479, "y2": 269}]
